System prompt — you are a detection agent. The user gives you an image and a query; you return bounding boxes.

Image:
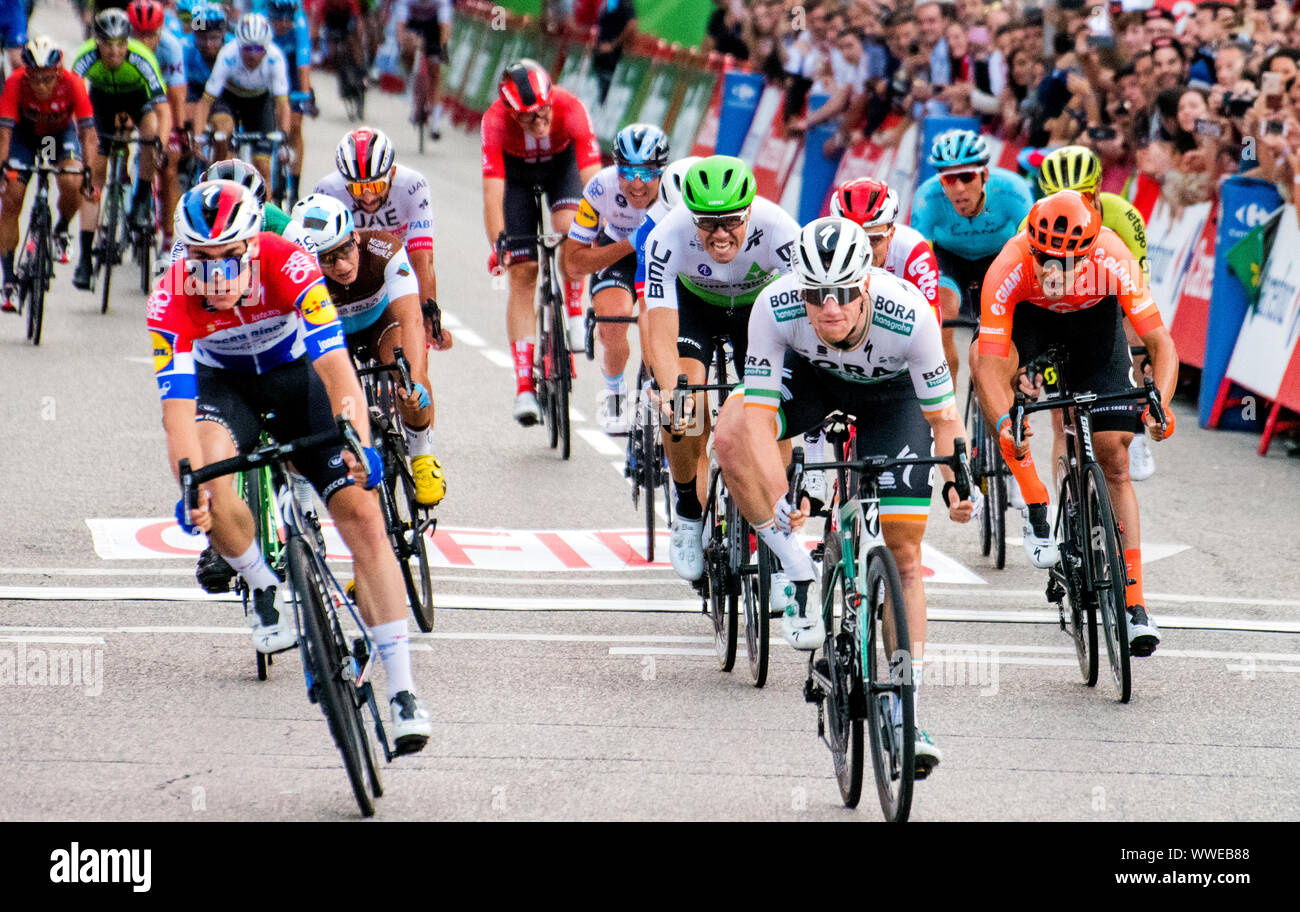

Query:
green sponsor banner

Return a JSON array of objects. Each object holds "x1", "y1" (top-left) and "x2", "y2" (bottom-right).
[
  {"x1": 593, "y1": 54, "x2": 653, "y2": 149},
  {"x1": 489, "y1": 1, "x2": 709, "y2": 48},
  {"x1": 446, "y1": 13, "x2": 485, "y2": 104},
  {"x1": 667, "y1": 68, "x2": 715, "y2": 157},
  {"x1": 632, "y1": 61, "x2": 680, "y2": 137},
  {"x1": 460, "y1": 21, "x2": 506, "y2": 113}
]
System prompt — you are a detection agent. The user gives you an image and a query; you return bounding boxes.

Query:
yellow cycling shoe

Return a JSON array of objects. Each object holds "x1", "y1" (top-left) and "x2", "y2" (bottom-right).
[{"x1": 411, "y1": 455, "x2": 446, "y2": 507}]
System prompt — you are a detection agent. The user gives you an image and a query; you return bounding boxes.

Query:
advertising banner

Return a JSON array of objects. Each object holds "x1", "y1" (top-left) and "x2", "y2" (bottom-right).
[
  {"x1": 714, "y1": 71, "x2": 765, "y2": 158},
  {"x1": 1169, "y1": 206, "x2": 1217, "y2": 369},
  {"x1": 1226, "y1": 206, "x2": 1300, "y2": 407}
]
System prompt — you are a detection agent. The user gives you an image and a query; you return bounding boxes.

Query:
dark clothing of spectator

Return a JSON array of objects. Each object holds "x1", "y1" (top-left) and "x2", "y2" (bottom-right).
[
  {"x1": 707, "y1": 9, "x2": 750, "y2": 60},
  {"x1": 594, "y1": 0, "x2": 637, "y2": 104}
]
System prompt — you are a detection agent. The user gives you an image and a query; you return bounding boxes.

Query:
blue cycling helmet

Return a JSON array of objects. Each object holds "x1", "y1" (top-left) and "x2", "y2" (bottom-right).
[
  {"x1": 268, "y1": 0, "x2": 299, "y2": 17},
  {"x1": 613, "y1": 123, "x2": 670, "y2": 169},
  {"x1": 193, "y1": 2, "x2": 226, "y2": 29},
  {"x1": 928, "y1": 129, "x2": 990, "y2": 169},
  {"x1": 291, "y1": 194, "x2": 355, "y2": 254}
]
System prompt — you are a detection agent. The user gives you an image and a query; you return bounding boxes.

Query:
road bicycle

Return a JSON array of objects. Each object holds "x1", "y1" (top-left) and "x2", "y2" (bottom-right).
[
  {"x1": 795, "y1": 417, "x2": 970, "y2": 820},
  {"x1": 1012, "y1": 348, "x2": 1166, "y2": 705},
  {"x1": 353, "y1": 347, "x2": 437, "y2": 632},
  {"x1": 6, "y1": 159, "x2": 88, "y2": 346},
  {"x1": 180, "y1": 417, "x2": 396, "y2": 817},
  {"x1": 325, "y1": 26, "x2": 367, "y2": 120},
  {"x1": 93, "y1": 116, "x2": 156, "y2": 311},
  {"x1": 965, "y1": 379, "x2": 1009, "y2": 569},
  {"x1": 497, "y1": 184, "x2": 573, "y2": 459}
]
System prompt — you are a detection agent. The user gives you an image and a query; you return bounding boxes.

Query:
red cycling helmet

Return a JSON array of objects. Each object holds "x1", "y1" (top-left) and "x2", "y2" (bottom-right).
[
  {"x1": 830, "y1": 178, "x2": 900, "y2": 230},
  {"x1": 499, "y1": 59, "x2": 553, "y2": 114},
  {"x1": 127, "y1": 0, "x2": 166, "y2": 32}
]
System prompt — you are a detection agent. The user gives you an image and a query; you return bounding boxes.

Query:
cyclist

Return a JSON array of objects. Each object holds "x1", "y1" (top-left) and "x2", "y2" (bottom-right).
[
  {"x1": 127, "y1": 0, "x2": 186, "y2": 255},
  {"x1": 166, "y1": 0, "x2": 192, "y2": 38},
  {"x1": 910, "y1": 129, "x2": 1033, "y2": 392},
  {"x1": 714, "y1": 216, "x2": 974, "y2": 775},
  {"x1": 291, "y1": 193, "x2": 446, "y2": 506},
  {"x1": 71, "y1": 9, "x2": 169, "y2": 290},
  {"x1": 192, "y1": 12, "x2": 292, "y2": 188},
  {"x1": 170, "y1": 159, "x2": 311, "y2": 263},
  {"x1": 153, "y1": 179, "x2": 432, "y2": 750},
  {"x1": 1029, "y1": 144, "x2": 1158, "y2": 483},
  {"x1": 640, "y1": 155, "x2": 798, "y2": 583},
  {"x1": 181, "y1": 3, "x2": 227, "y2": 120},
  {"x1": 481, "y1": 59, "x2": 601, "y2": 425},
  {"x1": 562, "y1": 122, "x2": 668, "y2": 435},
  {"x1": 397, "y1": 0, "x2": 454, "y2": 140},
  {"x1": 267, "y1": 0, "x2": 315, "y2": 209},
  {"x1": 974, "y1": 190, "x2": 1177, "y2": 657},
  {"x1": 315, "y1": 0, "x2": 365, "y2": 76},
  {"x1": 0, "y1": 0, "x2": 28, "y2": 71},
  {"x1": 631, "y1": 155, "x2": 701, "y2": 298},
  {"x1": 0, "y1": 37, "x2": 97, "y2": 312}
]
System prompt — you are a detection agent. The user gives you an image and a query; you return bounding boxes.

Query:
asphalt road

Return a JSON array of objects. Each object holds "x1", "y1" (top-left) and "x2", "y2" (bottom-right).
[{"x1": 2, "y1": 2, "x2": 1299, "y2": 821}]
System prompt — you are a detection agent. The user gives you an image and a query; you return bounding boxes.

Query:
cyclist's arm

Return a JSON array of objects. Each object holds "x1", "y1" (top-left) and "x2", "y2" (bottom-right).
[
  {"x1": 482, "y1": 176, "x2": 505, "y2": 248},
  {"x1": 563, "y1": 236, "x2": 633, "y2": 277},
  {"x1": 972, "y1": 244, "x2": 1026, "y2": 425},
  {"x1": 161, "y1": 397, "x2": 203, "y2": 484},
  {"x1": 275, "y1": 93, "x2": 291, "y2": 136},
  {"x1": 901, "y1": 281, "x2": 962, "y2": 482},
  {"x1": 311, "y1": 347, "x2": 372, "y2": 448},
  {"x1": 194, "y1": 92, "x2": 216, "y2": 130},
  {"x1": 641, "y1": 227, "x2": 681, "y2": 389},
  {"x1": 0, "y1": 125, "x2": 11, "y2": 167},
  {"x1": 579, "y1": 163, "x2": 601, "y2": 187}
]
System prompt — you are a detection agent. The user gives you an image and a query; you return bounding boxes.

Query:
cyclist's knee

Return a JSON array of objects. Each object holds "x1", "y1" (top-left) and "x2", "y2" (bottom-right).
[{"x1": 1096, "y1": 434, "x2": 1133, "y2": 483}]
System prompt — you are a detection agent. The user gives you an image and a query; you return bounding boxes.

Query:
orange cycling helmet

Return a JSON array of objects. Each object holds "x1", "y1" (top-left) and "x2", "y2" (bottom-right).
[{"x1": 1025, "y1": 190, "x2": 1101, "y2": 259}]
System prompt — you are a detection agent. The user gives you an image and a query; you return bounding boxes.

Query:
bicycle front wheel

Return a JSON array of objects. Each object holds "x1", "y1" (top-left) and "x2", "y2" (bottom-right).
[
  {"x1": 1084, "y1": 463, "x2": 1131, "y2": 703},
  {"x1": 389, "y1": 459, "x2": 435, "y2": 632},
  {"x1": 288, "y1": 537, "x2": 374, "y2": 817},
  {"x1": 864, "y1": 545, "x2": 914, "y2": 822},
  {"x1": 742, "y1": 527, "x2": 772, "y2": 688},
  {"x1": 991, "y1": 465, "x2": 1007, "y2": 569},
  {"x1": 550, "y1": 289, "x2": 571, "y2": 461},
  {"x1": 27, "y1": 235, "x2": 48, "y2": 346},
  {"x1": 820, "y1": 535, "x2": 864, "y2": 808},
  {"x1": 705, "y1": 465, "x2": 737, "y2": 671},
  {"x1": 98, "y1": 193, "x2": 118, "y2": 314},
  {"x1": 1056, "y1": 460, "x2": 1097, "y2": 686}
]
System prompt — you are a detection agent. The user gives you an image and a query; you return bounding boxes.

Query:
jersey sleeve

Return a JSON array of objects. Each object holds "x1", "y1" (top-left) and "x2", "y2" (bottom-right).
[
  {"x1": 1104, "y1": 194, "x2": 1150, "y2": 280},
  {"x1": 295, "y1": 279, "x2": 348, "y2": 360},
  {"x1": 907, "y1": 178, "x2": 938, "y2": 241},
  {"x1": 480, "y1": 103, "x2": 506, "y2": 179},
  {"x1": 71, "y1": 43, "x2": 96, "y2": 79},
  {"x1": 0, "y1": 73, "x2": 19, "y2": 129},
  {"x1": 976, "y1": 240, "x2": 1029, "y2": 358},
  {"x1": 568, "y1": 175, "x2": 603, "y2": 245},
  {"x1": 162, "y1": 34, "x2": 187, "y2": 87},
  {"x1": 384, "y1": 246, "x2": 421, "y2": 301},
  {"x1": 641, "y1": 220, "x2": 679, "y2": 312},
  {"x1": 902, "y1": 237, "x2": 942, "y2": 323},
  {"x1": 741, "y1": 290, "x2": 788, "y2": 413},
  {"x1": 563, "y1": 91, "x2": 601, "y2": 171},
  {"x1": 766, "y1": 206, "x2": 800, "y2": 276},
  {"x1": 903, "y1": 288, "x2": 956, "y2": 413},
  {"x1": 204, "y1": 46, "x2": 233, "y2": 98},
  {"x1": 1098, "y1": 231, "x2": 1164, "y2": 336},
  {"x1": 147, "y1": 269, "x2": 198, "y2": 401},
  {"x1": 268, "y1": 45, "x2": 290, "y2": 96},
  {"x1": 633, "y1": 207, "x2": 661, "y2": 294},
  {"x1": 402, "y1": 172, "x2": 435, "y2": 253},
  {"x1": 130, "y1": 43, "x2": 169, "y2": 104},
  {"x1": 293, "y1": 21, "x2": 312, "y2": 68},
  {"x1": 69, "y1": 72, "x2": 96, "y2": 128}
]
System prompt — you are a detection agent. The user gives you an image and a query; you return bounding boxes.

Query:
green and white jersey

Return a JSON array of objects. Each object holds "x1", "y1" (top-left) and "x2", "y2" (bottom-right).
[{"x1": 642, "y1": 197, "x2": 798, "y2": 311}]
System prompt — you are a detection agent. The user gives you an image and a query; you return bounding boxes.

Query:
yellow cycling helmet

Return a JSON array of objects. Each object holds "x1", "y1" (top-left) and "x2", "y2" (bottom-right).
[{"x1": 1038, "y1": 145, "x2": 1102, "y2": 196}]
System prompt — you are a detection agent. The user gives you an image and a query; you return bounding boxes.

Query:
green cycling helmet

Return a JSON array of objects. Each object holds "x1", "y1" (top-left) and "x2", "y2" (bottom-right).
[{"x1": 681, "y1": 155, "x2": 756, "y2": 214}]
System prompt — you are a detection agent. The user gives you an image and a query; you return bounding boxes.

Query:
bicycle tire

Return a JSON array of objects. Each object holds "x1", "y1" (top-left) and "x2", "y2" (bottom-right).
[
  {"x1": 1083, "y1": 462, "x2": 1131, "y2": 703},
  {"x1": 389, "y1": 459, "x2": 435, "y2": 632},
  {"x1": 99, "y1": 187, "x2": 119, "y2": 315},
  {"x1": 991, "y1": 467, "x2": 1007, "y2": 569},
  {"x1": 353, "y1": 668, "x2": 385, "y2": 799},
  {"x1": 743, "y1": 532, "x2": 772, "y2": 688},
  {"x1": 550, "y1": 281, "x2": 571, "y2": 461},
  {"x1": 705, "y1": 465, "x2": 737, "y2": 671},
  {"x1": 28, "y1": 228, "x2": 48, "y2": 346},
  {"x1": 864, "y1": 544, "x2": 913, "y2": 821},
  {"x1": 967, "y1": 392, "x2": 993, "y2": 557},
  {"x1": 287, "y1": 537, "x2": 374, "y2": 817},
  {"x1": 819, "y1": 535, "x2": 864, "y2": 808},
  {"x1": 642, "y1": 416, "x2": 656, "y2": 561},
  {"x1": 1055, "y1": 461, "x2": 1097, "y2": 686},
  {"x1": 137, "y1": 223, "x2": 152, "y2": 295}
]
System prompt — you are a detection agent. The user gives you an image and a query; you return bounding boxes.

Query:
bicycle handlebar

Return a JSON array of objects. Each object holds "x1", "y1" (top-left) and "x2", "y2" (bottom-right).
[
  {"x1": 353, "y1": 347, "x2": 414, "y2": 397},
  {"x1": 584, "y1": 306, "x2": 638, "y2": 360},
  {"x1": 1012, "y1": 347, "x2": 1166, "y2": 448},
  {"x1": 791, "y1": 439, "x2": 972, "y2": 505},
  {"x1": 178, "y1": 416, "x2": 364, "y2": 511},
  {"x1": 4, "y1": 160, "x2": 89, "y2": 176}
]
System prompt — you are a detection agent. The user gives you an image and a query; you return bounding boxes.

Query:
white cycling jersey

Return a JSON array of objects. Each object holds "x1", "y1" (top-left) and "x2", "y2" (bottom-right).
[
  {"x1": 313, "y1": 164, "x2": 435, "y2": 253},
  {"x1": 395, "y1": 0, "x2": 454, "y2": 24},
  {"x1": 205, "y1": 39, "x2": 290, "y2": 98},
  {"x1": 568, "y1": 165, "x2": 651, "y2": 245},
  {"x1": 642, "y1": 197, "x2": 798, "y2": 311},
  {"x1": 877, "y1": 222, "x2": 941, "y2": 321},
  {"x1": 743, "y1": 270, "x2": 956, "y2": 413}
]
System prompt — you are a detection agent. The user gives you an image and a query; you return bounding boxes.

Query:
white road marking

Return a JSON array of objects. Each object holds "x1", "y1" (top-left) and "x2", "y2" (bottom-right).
[
  {"x1": 479, "y1": 348, "x2": 514, "y2": 369},
  {"x1": 923, "y1": 586, "x2": 1300, "y2": 609},
  {"x1": 453, "y1": 327, "x2": 486, "y2": 347},
  {"x1": 1004, "y1": 537, "x2": 1189, "y2": 564},
  {"x1": 570, "y1": 408, "x2": 588, "y2": 423},
  {"x1": 439, "y1": 311, "x2": 462, "y2": 328},
  {"x1": 124, "y1": 356, "x2": 153, "y2": 365},
  {"x1": 577, "y1": 429, "x2": 623, "y2": 455},
  {"x1": 0, "y1": 635, "x2": 106, "y2": 645}
]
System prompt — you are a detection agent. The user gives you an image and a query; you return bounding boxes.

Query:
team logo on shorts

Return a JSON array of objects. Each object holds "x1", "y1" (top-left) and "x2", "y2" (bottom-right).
[
  {"x1": 151, "y1": 330, "x2": 176, "y2": 373},
  {"x1": 299, "y1": 282, "x2": 338, "y2": 326}
]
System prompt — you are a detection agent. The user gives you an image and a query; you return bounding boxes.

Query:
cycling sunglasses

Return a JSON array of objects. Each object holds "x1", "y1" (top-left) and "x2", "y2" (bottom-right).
[
  {"x1": 692, "y1": 211, "x2": 748, "y2": 233},
  {"x1": 938, "y1": 169, "x2": 981, "y2": 186},
  {"x1": 318, "y1": 237, "x2": 357, "y2": 267},
  {"x1": 240, "y1": 43, "x2": 267, "y2": 54},
  {"x1": 800, "y1": 285, "x2": 865, "y2": 308},
  {"x1": 617, "y1": 164, "x2": 663, "y2": 183},
  {"x1": 185, "y1": 249, "x2": 252, "y2": 283},
  {"x1": 512, "y1": 105, "x2": 552, "y2": 124},
  {"x1": 347, "y1": 177, "x2": 390, "y2": 197},
  {"x1": 1030, "y1": 248, "x2": 1085, "y2": 267}
]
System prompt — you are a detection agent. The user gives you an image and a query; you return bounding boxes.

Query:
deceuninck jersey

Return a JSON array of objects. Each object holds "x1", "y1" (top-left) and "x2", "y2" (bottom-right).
[
  {"x1": 642, "y1": 197, "x2": 798, "y2": 311},
  {"x1": 148, "y1": 232, "x2": 346, "y2": 400},
  {"x1": 568, "y1": 166, "x2": 652, "y2": 245},
  {"x1": 314, "y1": 164, "x2": 434, "y2": 254},
  {"x1": 743, "y1": 269, "x2": 956, "y2": 414}
]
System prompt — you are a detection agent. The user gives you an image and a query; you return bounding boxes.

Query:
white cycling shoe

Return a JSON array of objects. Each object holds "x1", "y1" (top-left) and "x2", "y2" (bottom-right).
[
  {"x1": 249, "y1": 585, "x2": 297, "y2": 655},
  {"x1": 389, "y1": 690, "x2": 432, "y2": 755},
  {"x1": 1129, "y1": 433, "x2": 1155, "y2": 481},
  {"x1": 1021, "y1": 503, "x2": 1059, "y2": 569},
  {"x1": 598, "y1": 388, "x2": 630, "y2": 435},
  {"x1": 513, "y1": 391, "x2": 541, "y2": 427},
  {"x1": 776, "y1": 573, "x2": 823, "y2": 650},
  {"x1": 669, "y1": 516, "x2": 704, "y2": 581}
]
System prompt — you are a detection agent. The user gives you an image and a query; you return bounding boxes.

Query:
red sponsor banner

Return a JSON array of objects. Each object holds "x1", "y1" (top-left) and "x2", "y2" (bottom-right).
[
  {"x1": 819, "y1": 135, "x2": 895, "y2": 217},
  {"x1": 1169, "y1": 204, "x2": 1217, "y2": 369}
]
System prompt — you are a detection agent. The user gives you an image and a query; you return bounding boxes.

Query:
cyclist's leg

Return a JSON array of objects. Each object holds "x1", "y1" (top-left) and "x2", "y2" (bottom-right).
[
  {"x1": 160, "y1": 126, "x2": 183, "y2": 245},
  {"x1": 241, "y1": 95, "x2": 276, "y2": 187},
  {"x1": 502, "y1": 171, "x2": 542, "y2": 402},
  {"x1": 0, "y1": 130, "x2": 34, "y2": 290},
  {"x1": 208, "y1": 93, "x2": 237, "y2": 162},
  {"x1": 194, "y1": 368, "x2": 267, "y2": 564},
  {"x1": 546, "y1": 147, "x2": 587, "y2": 330},
  {"x1": 664, "y1": 292, "x2": 725, "y2": 521},
  {"x1": 590, "y1": 246, "x2": 637, "y2": 383},
  {"x1": 370, "y1": 300, "x2": 445, "y2": 504},
  {"x1": 287, "y1": 110, "x2": 304, "y2": 192}
]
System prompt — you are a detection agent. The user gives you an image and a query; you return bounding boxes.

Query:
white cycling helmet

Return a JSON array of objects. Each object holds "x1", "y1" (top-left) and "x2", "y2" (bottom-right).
[
  {"x1": 175, "y1": 180, "x2": 263, "y2": 247},
  {"x1": 793, "y1": 217, "x2": 874, "y2": 288},
  {"x1": 236, "y1": 12, "x2": 272, "y2": 48},
  {"x1": 291, "y1": 193, "x2": 355, "y2": 254},
  {"x1": 335, "y1": 127, "x2": 396, "y2": 184},
  {"x1": 658, "y1": 156, "x2": 702, "y2": 210},
  {"x1": 21, "y1": 36, "x2": 63, "y2": 70}
]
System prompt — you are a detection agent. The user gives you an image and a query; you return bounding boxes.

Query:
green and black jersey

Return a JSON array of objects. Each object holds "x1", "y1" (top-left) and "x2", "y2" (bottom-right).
[{"x1": 72, "y1": 38, "x2": 167, "y2": 105}]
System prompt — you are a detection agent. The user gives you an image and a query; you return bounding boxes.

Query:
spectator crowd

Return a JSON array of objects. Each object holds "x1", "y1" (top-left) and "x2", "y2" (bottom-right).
[{"x1": 683, "y1": 0, "x2": 1300, "y2": 211}]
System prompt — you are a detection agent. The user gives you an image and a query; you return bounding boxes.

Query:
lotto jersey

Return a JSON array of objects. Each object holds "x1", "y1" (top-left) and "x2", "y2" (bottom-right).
[
  {"x1": 568, "y1": 166, "x2": 652, "y2": 245},
  {"x1": 876, "y1": 223, "x2": 941, "y2": 323},
  {"x1": 148, "y1": 232, "x2": 347, "y2": 400},
  {"x1": 313, "y1": 164, "x2": 435, "y2": 253}
]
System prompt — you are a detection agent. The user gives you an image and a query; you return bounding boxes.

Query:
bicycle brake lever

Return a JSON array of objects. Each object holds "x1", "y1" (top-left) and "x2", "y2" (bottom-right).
[
  {"x1": 952, "y1": 438, "x2": 972, "y2": 502},
  {"x1": 391, "y1": 346, "x2": 413, "y2": 395},
  {"x1": 1011, "y1": 392, "x2": 1027, "y2": 450},
  {"x1": 178, "y1": 458, "x2": 197, "y2": 512}
]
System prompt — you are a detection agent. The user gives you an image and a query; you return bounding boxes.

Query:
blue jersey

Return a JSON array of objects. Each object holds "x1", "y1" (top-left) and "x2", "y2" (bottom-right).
[
  {"x1": 0, "y1": 2, "x2": 28, "y2": 48},
  {"x1": 183, "y1": 34, "x2": 224, "y2": 102},
  {"x1": 165, "y1": 11, "x2": 185, "y2": 40},
  {"x1": 154, "y1": 28, "x2": 187, "y2": 89},
  {"x1": 272, "y1": 19, "x2": 312, "y2": 75},
  {"x1": 909, "y1": 167, "x2": 1033, "y2": 261}
]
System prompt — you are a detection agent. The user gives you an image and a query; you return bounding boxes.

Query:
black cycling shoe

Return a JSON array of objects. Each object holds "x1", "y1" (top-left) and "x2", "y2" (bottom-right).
[
  {"x1": 72, "y1": 258, "x2": 93, "y2": 290},
  {"x1": 196, "y1": 545, "x2": 238, "y2": 593},
  {"x1": 1127, "y1": 605, "x2": 1161, "y2": 657}
]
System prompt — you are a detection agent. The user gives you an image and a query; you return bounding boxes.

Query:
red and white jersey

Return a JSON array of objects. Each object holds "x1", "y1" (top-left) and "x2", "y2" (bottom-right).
[
  {"x1": 313, "y1": 163, "x2": 435, "y2": 254},
  {"x1": 877, "y1": 223, "x2": 941, "y2": 323},
  {"x1": 480, "y1": 86, "x2": 601, "y2": 178}
]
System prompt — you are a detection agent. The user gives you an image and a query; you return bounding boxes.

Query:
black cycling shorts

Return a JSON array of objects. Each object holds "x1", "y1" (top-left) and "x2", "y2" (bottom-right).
[
  {"x1": 774, "y1": 357, "x2": 936, "y2": 515},
  {"x1": 408, "y1": 19, "x2": 447, "y2": 61},
  {"x1": 503, "y1": 144, "x2": 582, "y2": 263},
  {"x1": 675, "y1": 281, "x2": 749, "y2": 379},
  {"x1": 347, "y1": 304, "x2": 402, "y2": 362},
  {"x1": 590, "y1": 234, "x2": 637, "y2": 298},
  {"x1": 89, "y1": 86, "x2": 155, "y2": 155},
  {"x1": 933, "y1": 244, "x2": 997, "y2": 326},
  {"x1": 211, "y1": 90, "x2": 276, "y2": 155},
  {"x1": 1010, "y1": 295, "x2": 1140, "y2": 435},
  {"x1": 195, "y1": 358, "x2": 354, "y2": 502}
]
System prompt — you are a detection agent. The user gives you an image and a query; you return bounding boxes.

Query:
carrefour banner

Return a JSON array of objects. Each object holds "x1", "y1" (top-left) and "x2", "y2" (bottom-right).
[
  {"x1": 1200, "y1": 176, "x2": 1283, "y2": 428},
  {"x1": 798, "y1": 91, "x2": 839, "y2": 224},
  {"x1": 715, "y1": 71, "x2": 765, "y2": 158},
  {"x1": 916, "y1": 116, "x2": 981, "y2": 186},
  {"x1": 1226, "y1": 205, "x2": 1300, "y2": 407}
]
